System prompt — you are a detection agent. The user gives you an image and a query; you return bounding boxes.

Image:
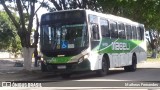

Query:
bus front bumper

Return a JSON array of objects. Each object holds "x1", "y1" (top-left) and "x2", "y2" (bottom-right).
[{"x1": 43, "y1": 59, "x2": 90, "y2": 73}]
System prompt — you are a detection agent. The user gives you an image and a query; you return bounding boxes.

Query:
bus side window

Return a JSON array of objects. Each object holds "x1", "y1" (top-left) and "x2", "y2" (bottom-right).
[
  {"x1": 137, "y1": 27, "x2": 141, "y2": 40},
  {"x1": 110, "y1": 21, "x2": 118, "y2": 38},
  {"x1": 100, "y1": 18, "x2": 110, "y2": 37},
  {"x1": 126, "y1": 25, "x2": 132, "y2": 39},
  {"x1": 140, "y1": 27, "x2": 144, "y2": 40},
  {"x1": 137, "y1": 26, "x2": 144, "y2": 40},
  {"x1": 91, "y1": 24, "x2": 100, "y2": 40},
  {"x1": 118, "y1": 23, "x2": 125, "y2": 39},
  {"x1": 132, "y1": 26, "x2": 137, "y2": 40}
]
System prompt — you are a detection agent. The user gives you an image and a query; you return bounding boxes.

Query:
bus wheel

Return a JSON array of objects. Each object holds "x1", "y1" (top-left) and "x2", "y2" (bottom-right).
[
  {"x1": 41, "y1": 61, "x2": 48, "y2": 72},
  {"x1": 124, "y1": 55, "x2": 137, "y2": 72},
  {"x1": 61, "y1": 73, "x2": 71, "y2": 79},
  {"x1": 96, "y1": 57, "x2": 109, "y2": 77}
]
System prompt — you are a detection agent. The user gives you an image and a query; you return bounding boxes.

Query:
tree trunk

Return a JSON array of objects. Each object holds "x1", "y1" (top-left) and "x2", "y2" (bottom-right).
[
  {"x1": 22, "y1": 47, "x2": 35, "y2": 71},
  {"x1": 34, "y1": 46, "x2": 38, "y2": 67}
]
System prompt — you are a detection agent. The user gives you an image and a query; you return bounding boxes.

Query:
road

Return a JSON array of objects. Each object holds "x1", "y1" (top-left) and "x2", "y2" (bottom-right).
[{"x1": 0, "y1": 61, "x2": 160, "y2": 90}]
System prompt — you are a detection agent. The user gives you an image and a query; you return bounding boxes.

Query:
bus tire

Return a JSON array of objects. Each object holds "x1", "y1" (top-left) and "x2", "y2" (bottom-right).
[
  {"x1": 41, "y1": 61, "x2": 48, "y2": 72},
  {"x1": 61, "y1": 73, "x2": 71, "y2": 79},
  {"x1": 124, "y1": 55, "x2": 137, "y2": 72},
  {"x1": 96, "y1": 57, "x2": 109, "y2": 77}
]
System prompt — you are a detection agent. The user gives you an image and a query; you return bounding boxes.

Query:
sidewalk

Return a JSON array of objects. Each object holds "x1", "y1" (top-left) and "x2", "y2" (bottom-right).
[{"x1": 0, "y1": 58, "x2": 41, "y2": 74}]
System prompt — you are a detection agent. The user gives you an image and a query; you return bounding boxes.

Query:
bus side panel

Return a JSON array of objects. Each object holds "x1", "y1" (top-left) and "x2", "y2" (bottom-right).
[
  {"x1": 108, "y1": 54, "x2": 113, "y2": 68},
  {"x1": 97, "y1": 54, "x2": 105, "y2": 70},
  {"x1": 109, "y1": 53, "x2": 132, "y2": 68},
  {"x1": 88, "y1": 52, "x2": 102, "y2": 70},
  {"x1": 128, "y1": 53, "x2": 133, "y2": 65},
  {"x1": 88, "y1": 51, "x2": 145, "y2": 70},
  {"x1": 136, "y1": 51, "x2": 147, "y2": 63},
  {"x1": 121, "y1": 53, "x2": 132, "y2": 67},
  {"x1": 112, "y1": 53, "x2": 119, "y2": 67},
  {"x1": 136, "y1": 41, "x2": 147, "y2": 63},
  {"x1": 120, "y1": 53, "x2": 129, "y2": 67}
]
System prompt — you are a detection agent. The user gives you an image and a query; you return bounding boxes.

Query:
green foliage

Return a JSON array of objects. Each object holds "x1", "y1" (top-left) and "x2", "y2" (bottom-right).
[
  {"x1": 0, "y1": 11, "x2": 21, "y2": 53},
  {"x1": 10, "y1": 35, "x2": 22, "y2": 54},
  {"x1": 0, "y1": 11, "x2": 14, "y2": 50},
  {"x1": 97, "y1": 0, "x2": 160, "y2": 30},
  {"x1": 47, "y1": 0, "x2": 101, "y2": 11}
]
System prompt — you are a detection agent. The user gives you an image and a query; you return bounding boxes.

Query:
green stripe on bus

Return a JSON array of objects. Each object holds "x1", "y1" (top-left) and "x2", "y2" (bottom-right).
[
  {"x1": 91, "y1": 38, "x2": 142, "y2": 53},
  {"x1": 91, "y1": 38, "x2": 118, "y2": 52},
  {"x1": 46, "y1": 56, "x2": 73, "y2": 64}
]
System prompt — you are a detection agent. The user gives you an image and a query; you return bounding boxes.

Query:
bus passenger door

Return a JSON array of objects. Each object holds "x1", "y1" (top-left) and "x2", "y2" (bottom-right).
[
  {"x1": 90, "y1": 24, "x2": 100, "y2": 50},
  {"x1": 88, "y1": 14, "x2": 100, "y2": 50}
]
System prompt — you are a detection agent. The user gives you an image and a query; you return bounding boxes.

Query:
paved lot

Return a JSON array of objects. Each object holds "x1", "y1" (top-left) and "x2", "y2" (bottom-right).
[
  {"x1": 0, "y1": 58, "x2": 40, "y2": 74},
  {"x1": 0, "y1": 58, "x2": 160, "y2": 90}
]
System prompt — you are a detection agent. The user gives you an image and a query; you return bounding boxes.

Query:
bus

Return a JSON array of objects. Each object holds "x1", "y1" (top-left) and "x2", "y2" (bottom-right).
[{"x1": 40, "y1": 9, "x2": 147, "y2": 78}]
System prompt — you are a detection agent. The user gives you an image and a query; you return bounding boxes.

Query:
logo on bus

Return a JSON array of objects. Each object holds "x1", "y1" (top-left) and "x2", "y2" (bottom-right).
[{"x1": 112, "y1": 42, "x2": 130, "y2": 50}]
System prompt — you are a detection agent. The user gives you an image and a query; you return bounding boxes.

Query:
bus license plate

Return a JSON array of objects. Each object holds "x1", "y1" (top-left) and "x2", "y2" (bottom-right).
[{"x1": 57, "y1": 65, "x2": 66, "y2": 69}]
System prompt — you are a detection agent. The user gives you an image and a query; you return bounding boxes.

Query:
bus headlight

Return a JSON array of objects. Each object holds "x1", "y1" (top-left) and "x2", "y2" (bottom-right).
[
  {"x1": 78, "y1": 54, "x2": 89, "y2": 63},
  {"x1": 41, "y1": 58, "x2": 44, "y2": 61},
  {"x1": 84, "y1": 54, "x2": 89, "y2": 59}
]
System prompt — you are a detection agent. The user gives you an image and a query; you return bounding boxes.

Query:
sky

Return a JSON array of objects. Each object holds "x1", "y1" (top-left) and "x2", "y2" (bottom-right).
[{"x1": 33, "y1": 6, "x2": 49, "y2": 29}]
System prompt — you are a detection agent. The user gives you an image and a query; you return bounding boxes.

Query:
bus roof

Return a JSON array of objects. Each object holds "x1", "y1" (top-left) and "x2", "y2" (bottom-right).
[
  {"x1": 85, "y1": 9, "x2": 143, "y2": 26},
  {"x1": 42, "y1": 9, "x2": 144, "y2": 27}
]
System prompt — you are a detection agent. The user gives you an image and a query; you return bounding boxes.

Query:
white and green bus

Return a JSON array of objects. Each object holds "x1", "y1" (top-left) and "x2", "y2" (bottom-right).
[{"x1": 40, "y1": 9, "x2": 147, "y2": 78}]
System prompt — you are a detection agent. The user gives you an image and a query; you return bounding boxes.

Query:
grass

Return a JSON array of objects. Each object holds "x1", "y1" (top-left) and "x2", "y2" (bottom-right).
[
  {"x1": 147, "y1": 57, "x2": 160, "y2": 62},
  {"x1": 146, "y1": 52, "x2": 160, "y2": 62}
]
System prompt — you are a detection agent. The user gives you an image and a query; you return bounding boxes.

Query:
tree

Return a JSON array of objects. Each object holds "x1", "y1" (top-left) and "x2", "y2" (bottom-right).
[
  {"x1": 0, "y1": 11, "x2": 21, "y2": 55},
  {"x1": 97, "y1": 0, "x2": 160, "y2": 27},
  {"x1": 0, "y1": 11, "x2": 14, "y2": 50},
  {"x1": 44, "y1": 0, "x2": 101, "y2": 11},
  {"x1": 0, "y1": 0, "x2": 44, "y2": 70}
]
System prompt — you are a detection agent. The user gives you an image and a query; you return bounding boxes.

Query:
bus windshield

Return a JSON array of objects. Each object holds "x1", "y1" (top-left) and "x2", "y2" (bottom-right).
[
  {"x1": 40, "y1": 10, "x2": 89, "y2": 56},
  {"x1": 41, "y1": 23, "x2": 88, "y2": 50}
]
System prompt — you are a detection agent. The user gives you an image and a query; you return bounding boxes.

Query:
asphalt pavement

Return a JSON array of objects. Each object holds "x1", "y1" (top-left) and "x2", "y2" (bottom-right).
[{"x1": 0, "y1": 58, "x2": 160, "y2": 90}]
